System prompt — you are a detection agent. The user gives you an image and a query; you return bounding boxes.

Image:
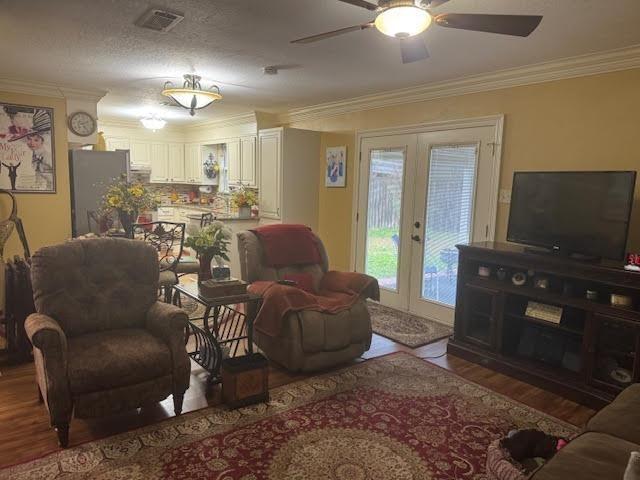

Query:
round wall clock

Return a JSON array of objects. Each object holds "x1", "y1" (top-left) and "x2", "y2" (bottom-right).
[{"x1": 68, "y1": 111, "x2": 96, "y2": 137}]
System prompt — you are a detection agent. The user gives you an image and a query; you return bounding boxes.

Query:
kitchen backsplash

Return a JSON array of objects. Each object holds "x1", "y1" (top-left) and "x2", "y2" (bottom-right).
[{"x1": 130, "y1": 171, "x2": 257, "y2": 215}]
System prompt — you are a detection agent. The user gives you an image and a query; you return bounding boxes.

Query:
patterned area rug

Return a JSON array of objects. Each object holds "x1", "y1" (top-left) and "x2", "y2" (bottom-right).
[
  {"x1": 368, "y1": 302, "x2": 453, "y2": 348},
  {"x1": 0, "y1": 353, "x2": 577, "y2": 480}
]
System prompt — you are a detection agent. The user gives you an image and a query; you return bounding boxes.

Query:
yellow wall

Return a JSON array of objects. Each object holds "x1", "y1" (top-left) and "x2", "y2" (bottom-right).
[
  {"x1": 318, "y1": 133, "x2": 356, "y2": 271},
  {"x1": 0, "y1": 92, "x2": 70, "y2": 258},
  {"x1": 289, "y1": 68, "x2": 640, "y2": 267}
]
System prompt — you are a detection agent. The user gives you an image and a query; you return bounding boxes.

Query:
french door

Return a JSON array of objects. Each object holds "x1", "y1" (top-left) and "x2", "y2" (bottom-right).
[{"x1": 355, "y1": 124, "x2": 499, "y2": 325}]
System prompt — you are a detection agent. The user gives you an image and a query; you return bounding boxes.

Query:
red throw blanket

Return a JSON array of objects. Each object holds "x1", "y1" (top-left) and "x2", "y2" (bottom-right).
[
  {"x1": 250, "y1": 224, "x2": 322, "y2": 267},
  {"x1": 248, "y1": 271, "x2": 380, "y2": 337}
]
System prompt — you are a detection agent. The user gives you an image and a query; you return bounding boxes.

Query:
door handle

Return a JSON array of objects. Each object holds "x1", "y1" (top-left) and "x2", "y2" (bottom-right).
[
  {"x1": 414, "y1": 221, "x2": 421, "y2": 228},
  {"x1": 411, "y1": 234, "x2": 421, "y2": 242}
]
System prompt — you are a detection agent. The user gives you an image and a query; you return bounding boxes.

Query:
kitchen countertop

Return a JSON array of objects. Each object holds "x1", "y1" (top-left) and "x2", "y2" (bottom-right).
[{"x1": 157, "y1": 204, "x2": 258, "y2": 221}]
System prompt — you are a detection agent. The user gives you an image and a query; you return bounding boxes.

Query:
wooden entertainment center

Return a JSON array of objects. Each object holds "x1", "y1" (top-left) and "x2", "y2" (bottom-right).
[{"x1": 448, "y1": 242, "x2": 640, "y2": 408}]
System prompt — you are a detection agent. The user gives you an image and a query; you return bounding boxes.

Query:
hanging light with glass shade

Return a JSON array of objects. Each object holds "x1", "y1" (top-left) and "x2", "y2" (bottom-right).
[
  {"x1": 161, "y1": 74, "x2": 222, "y2": 116},
  {"x1": 140, "y1": 114, "x2": 166, "y2": 131}
]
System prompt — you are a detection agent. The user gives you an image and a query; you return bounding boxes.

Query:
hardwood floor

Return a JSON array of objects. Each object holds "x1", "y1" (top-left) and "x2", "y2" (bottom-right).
[{"x1": 0, "y1": 333, "x2": 595, "y2": 469}]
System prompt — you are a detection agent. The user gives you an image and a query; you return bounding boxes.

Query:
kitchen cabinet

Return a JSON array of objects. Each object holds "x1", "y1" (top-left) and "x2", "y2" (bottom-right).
[
  {"x1": 258, "y1": 130, "x2": 281, "y2": 219},
  {"x1": 168, "y1": 143, "x2": 186, "y2": 182},
  {"x1": 227, "y1": 136, "x2": 256, "y2": 188},
  {"x1": 156, "y1": 206, "x2": 175, "y2": 222},
  {"x1": 226, "y1": 139, "x2": 241, "y2": 186},
  {"x1": 258, "y1": 128, "x2": 320, "y2": 229},
  {"x1": 185, "y1": 143, "x2": 203, "y2": 184},
  {"x1": 149, "y1": 143, "x2": 169, "y2": 182},
  {"x1": 225, "y1": 219, "x2": 259, "y2": 277},
  {"x1": 240, "y1": 136, "x2": 257, "y2": 187},
  {"x1": 129, "y1": 141, "x2": 151, "y2": 167},
  {"x1": 149, "y1": 142, "x2": 186, "y2": 183},
  {"x1": 106, "y1": 137, "x2": 130, "y2": 151}
]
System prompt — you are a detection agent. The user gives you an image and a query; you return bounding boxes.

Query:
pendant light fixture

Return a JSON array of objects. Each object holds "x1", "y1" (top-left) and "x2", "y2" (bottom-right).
[
  {"x1": 140, "y1": 114, "x2": 166, "y2": 131},
  {"x1": 161, "y1": 74, "x2": 222, "y2": 116}
]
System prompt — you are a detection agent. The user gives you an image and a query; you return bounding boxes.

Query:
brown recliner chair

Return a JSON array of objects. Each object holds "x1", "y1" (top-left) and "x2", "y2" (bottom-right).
[
  {"x1": 237, "y1": 230, "x2": 373, "y2": 372},
  {"x1": 25, "y1": 238, "x2": 190, "y2": 447}
]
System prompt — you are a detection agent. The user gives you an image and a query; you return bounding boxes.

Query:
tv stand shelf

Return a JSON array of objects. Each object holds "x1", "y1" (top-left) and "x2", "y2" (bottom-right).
[{"x1": 449, "y1": 242, "x2": 640, "y2": 408}]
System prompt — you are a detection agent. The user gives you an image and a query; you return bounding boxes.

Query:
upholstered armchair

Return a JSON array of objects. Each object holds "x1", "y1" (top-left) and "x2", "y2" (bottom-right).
[
  {"x1": 237, "y1": 230, "x2": 373, "y2": 372},
  {"x1": 25, "y1": 238, "x2": 190, "y2": 447}
]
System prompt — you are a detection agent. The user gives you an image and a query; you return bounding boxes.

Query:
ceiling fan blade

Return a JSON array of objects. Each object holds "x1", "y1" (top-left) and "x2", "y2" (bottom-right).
[
  {"x1": 434, "y1": 14, "x2": 543, "y2": 37},
  {"x1": 337, "y1": 0, "x2": 379, "y2": 11},
  {"x1": 400, "y1": 37, "x2": 429, "y2": 64},
  {"x1": 291, "y1": 23, "x2": 373, "y2": 44}
]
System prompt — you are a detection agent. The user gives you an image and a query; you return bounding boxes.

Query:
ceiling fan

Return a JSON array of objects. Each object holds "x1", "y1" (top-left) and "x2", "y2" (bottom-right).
[{"x1": 291, "y1": 0, "x2": 543, "y2": 64}]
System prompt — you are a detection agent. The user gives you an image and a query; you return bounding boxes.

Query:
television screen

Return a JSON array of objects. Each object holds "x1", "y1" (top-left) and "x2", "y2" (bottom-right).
[{"x1": 507, "y1": 171, "x2": 636, "y2": 260}]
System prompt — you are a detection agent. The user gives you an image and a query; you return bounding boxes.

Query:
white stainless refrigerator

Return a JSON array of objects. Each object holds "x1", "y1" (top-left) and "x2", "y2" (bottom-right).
[{"x1": 69, "y1": 150, "x2": 130, "y2": 237}]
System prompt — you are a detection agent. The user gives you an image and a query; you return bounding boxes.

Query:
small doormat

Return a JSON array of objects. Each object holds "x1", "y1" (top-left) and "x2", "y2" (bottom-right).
[{"x1": 368, "y1": 301, "x2": 453, "y2": 348}]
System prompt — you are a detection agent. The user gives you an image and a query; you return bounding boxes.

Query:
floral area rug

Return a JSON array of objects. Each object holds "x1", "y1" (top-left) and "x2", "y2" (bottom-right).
[
  {"x1": 0, "y1": 353, "x2": 577, "y2": 479},
  {"x1": 368, "y1": 301, "x2": 453, "y2": 348}
]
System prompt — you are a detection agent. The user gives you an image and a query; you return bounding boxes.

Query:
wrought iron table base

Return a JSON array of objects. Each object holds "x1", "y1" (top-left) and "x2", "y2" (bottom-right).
[{"x1": 172, "y1": 286, "x2": 259, "y2": 385}]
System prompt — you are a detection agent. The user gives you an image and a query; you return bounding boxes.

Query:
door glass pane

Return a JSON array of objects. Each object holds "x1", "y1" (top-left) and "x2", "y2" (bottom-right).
[
  {"x1": 422, "y1": 144, "x2": 477, "y2": 305},
  {"x1": 365, "y1": 148, "x2": 405, "y2": 291}
]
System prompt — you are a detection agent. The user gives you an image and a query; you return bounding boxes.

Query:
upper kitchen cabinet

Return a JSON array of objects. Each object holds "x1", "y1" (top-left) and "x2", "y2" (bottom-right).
[
  {"x1": 226, "y1": 139, "x2": 241, "y2": 186},
  {"x1": 225, "y1": 136, "x2": 257, "y2": 188},
  {"x1": 185, "y1": 143, "x2": 203, "y2": 184},
  {"x1": 106, "y1": 136, "x2": 130, "y2": 152},
  {"x1": 149, "y1": 143, "x2": 169, "y2": 182},
  {"x1": 168, "y1": 143, "x2": 186, "y2": 182},
  {"x1": 129, "y1": 141, "x2": 151, "y2": 168},
  {"x1": 240, "y1": 136, "x2": 257, "y2": 188},
  {"x1": 148, "y1": 142, "x2": 186, "y2": 183},
  {"x1": 258, "y1": 128, "x2": 320, "y2": 230},
  {"x1": 258, "y1": 130, "x2": 281, "y2": 219}
]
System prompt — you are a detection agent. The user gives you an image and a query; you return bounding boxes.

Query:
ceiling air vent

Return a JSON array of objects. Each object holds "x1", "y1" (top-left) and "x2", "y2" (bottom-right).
[{"x1": 136, "y1": 9, "x2": 184, "y2": 33}]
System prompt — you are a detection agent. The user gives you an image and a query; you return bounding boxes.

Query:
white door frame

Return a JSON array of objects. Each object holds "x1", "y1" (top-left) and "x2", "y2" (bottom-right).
[{"x1": 350, "y1": 115, "x2": 504, "y2": 272}]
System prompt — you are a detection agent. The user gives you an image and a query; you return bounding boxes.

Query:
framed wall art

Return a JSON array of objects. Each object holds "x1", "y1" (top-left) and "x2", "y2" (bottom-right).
[
  {"x1": 0, "y1": 103, "x2": 56, "y2": 193},
  {"x1": 325, "y1": 146, "x2": 346, "y2": 188}
]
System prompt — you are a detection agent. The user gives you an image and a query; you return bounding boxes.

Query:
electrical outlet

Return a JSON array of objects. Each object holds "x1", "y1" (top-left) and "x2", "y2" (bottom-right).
[{"x1": 499, "y1": 189, "x2": 511, "y2": 204}]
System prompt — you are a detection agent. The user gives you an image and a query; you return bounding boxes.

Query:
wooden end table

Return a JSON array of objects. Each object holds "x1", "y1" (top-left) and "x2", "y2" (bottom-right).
[{"x1": 172, "y1": 282, "x2": 262, "y2": 385}]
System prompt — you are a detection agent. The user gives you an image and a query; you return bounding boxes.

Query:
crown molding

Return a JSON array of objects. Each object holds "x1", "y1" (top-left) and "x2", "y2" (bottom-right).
[
  {"x1": 189, "y1": 111, "x2": 257, "y2": 130},
  {"x1": 0, "y1": 77, "x2": 106, "y2": 101},
  {"x1": 281, "y1": 44, "x2": 640, "y2": 124}
]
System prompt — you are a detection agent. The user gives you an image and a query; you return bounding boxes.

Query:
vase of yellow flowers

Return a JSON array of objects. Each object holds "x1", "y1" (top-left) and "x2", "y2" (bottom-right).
[
  {"x1": 101, "y1": 175, "x2": 157, "y2": 237},
  {"x1": 231, "y1": 187, "x2": 257, "y2": 219}
]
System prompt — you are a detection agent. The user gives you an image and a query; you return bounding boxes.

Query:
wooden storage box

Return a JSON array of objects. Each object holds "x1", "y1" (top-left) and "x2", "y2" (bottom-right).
[
  {"x1": 221, "y1": 353, "x2": 269, "y2": 409},
  {"x1": 198, "y1": 278, "x2": 247, "y2": 299}
]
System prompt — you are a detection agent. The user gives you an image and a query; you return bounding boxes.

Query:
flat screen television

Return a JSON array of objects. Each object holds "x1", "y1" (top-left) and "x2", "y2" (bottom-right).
[{"x1": 507, "y1": 171, "x2": 636, "y2": 260}]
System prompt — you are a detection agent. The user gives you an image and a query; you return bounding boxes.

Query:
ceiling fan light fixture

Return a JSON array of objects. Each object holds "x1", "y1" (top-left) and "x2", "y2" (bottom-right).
[
  {"x1": 161, "y1": 74, "x2": 222, "y2": 116},
  {"x1": 375, "y1": 6, "x2": 432, "y2": 38},
  {"x1": 140, "y1": 114, "x2": 166, "y2": 131}
]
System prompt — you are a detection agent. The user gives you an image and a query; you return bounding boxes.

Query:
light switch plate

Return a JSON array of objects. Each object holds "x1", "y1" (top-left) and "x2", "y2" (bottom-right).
[{"x1": 499, "y1": 189, "x2": 511, "y2": 204}]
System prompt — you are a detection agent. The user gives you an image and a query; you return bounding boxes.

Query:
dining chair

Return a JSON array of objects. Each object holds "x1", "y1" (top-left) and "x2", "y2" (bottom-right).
[
  {"x1": 132, "y1": 221, "x2": 186, "y2": 302},
  {"x1": 200, "y1": 212, "x2": 214, "y2": 228}
]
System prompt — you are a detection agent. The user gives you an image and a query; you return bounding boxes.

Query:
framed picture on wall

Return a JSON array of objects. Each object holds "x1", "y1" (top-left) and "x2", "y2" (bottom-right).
[
  {"x1": 0, "y1": 103, "x2": 56, "y2": 193},
  {"x1": 325, "y1": 146, "x2": 346, "y2": 188}
]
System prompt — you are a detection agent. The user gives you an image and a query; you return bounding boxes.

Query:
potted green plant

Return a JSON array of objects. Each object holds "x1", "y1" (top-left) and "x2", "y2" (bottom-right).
[
  {"x1": 184, "y1": 221, "x2": 232, "y2": 281},
  {"x1": 101, "y1": 175, "x2": 157, "y2": 236},
  {"x1": 231, "y1": 187, "x2": 257, "y2": 219}
]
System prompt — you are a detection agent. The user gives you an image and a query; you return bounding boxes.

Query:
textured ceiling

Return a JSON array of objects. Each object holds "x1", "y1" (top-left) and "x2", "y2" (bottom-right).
[{"x1": 1, "y1": 0, "x2": 639, "y2": 124}]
